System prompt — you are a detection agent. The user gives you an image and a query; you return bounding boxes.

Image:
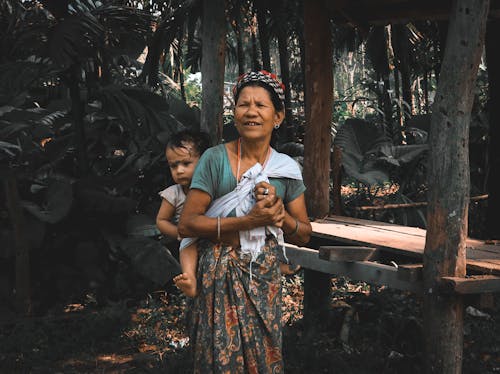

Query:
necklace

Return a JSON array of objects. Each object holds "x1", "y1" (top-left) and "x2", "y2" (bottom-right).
[{"x1": 236, "y1": 137, "x2": 272, "y2": 182}]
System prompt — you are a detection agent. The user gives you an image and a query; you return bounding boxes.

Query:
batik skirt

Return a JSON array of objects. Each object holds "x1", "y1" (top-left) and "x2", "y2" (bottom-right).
[{"x1": 191, "y1": 236, "x2": 283, "y2": 374}]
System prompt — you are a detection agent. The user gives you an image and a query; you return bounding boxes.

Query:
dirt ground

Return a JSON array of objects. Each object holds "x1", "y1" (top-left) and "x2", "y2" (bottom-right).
[{"x1": 1, "y1": 273, "x2": 499, "y2": 373}]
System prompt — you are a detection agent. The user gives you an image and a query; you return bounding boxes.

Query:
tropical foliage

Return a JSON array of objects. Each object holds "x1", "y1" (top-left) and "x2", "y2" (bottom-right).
[{"x1": 0, "y1": 0, "x2": 491, "y2": 312}]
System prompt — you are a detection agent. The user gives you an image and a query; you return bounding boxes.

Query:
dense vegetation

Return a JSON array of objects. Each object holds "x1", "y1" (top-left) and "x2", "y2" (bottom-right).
[{"x1": 0, "y1": 0, "x2": 491, "y2": 331}]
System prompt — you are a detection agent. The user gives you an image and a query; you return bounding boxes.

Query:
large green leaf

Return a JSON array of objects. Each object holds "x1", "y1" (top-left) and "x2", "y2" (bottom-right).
[
  {"x1": 334, "y1": 118, "x2": 391, "y2": 185},
  {"x1": 126, "y1": 214, "x2": 160, "y2": 237},
  {"x1": 21, "y1": 178, "x2": 73, "y2": 224},
  {"x1": 97, "y1": 85, "x2": 172, "y2": 138},
  {"x1": 120, "y1": 236, "x2": 181, "y2": 285}
]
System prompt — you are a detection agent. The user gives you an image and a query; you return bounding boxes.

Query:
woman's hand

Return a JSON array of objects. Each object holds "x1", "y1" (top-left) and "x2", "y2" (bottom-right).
[{"x1": 250, "y1": 182, "x2": 285, "y2": 227}]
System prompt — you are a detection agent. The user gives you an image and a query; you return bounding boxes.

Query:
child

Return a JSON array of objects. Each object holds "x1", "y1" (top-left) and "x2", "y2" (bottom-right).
[{"x1": 156, "y1": 130, "x2": 209, "y2": 297}]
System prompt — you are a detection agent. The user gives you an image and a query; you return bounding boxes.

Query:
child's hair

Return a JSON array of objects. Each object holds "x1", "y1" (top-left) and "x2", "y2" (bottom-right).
[{"x1": 166, "y1": 129, "x2": 211, "y2": 157}]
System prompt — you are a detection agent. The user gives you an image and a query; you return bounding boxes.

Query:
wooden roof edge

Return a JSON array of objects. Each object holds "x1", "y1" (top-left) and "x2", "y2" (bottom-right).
[{"x1": 327, "y1": 2, "x2": 500, "y2": 28}]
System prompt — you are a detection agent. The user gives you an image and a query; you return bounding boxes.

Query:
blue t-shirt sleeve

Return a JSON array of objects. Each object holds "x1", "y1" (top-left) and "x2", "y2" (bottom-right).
[
  {"x1": 285, "y1": 178, "x2": 306, "y2": 204},
  {"x1": 190, "y1": 146, "x2": 220, "y2": 199}
]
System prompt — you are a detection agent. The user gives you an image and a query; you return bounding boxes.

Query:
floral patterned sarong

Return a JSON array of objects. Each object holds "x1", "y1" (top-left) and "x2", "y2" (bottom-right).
[{"x1": 191, "y1": 235, "x2": 283, "y2": 374}]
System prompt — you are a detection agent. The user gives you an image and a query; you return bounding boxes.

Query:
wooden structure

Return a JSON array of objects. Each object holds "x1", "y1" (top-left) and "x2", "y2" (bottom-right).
[
  {"x1": 197, "y1": 0, "x2": 499, "y2": 371},
  {"x1": 296, "y1": 0, "x2": 492, "y2": 373},
  {"x1": 287, "y1": 216, "x2": 500, "y2": 295}
]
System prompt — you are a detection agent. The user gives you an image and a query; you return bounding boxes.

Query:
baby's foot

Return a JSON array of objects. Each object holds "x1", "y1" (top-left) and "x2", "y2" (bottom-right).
[
  {"x1": 280, "y1": 263, "x2": 301, "y2": 275},
  {"x1": 173, "y1": 272, "x2": 197, "y2": 297}
]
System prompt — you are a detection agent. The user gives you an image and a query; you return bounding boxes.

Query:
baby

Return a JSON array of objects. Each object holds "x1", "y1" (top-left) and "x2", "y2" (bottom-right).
[{"x1": 156, "y1": 130, "x2": 209, "y2": 297}]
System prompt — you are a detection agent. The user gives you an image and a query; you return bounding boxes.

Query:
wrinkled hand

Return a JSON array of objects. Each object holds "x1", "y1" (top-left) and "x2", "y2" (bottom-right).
[{"x1": 250, "y1": 182, "x2": 285, "y2": 227}]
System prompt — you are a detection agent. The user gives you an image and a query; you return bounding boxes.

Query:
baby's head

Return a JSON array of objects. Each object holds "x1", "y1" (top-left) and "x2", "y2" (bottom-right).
[{"x1": 165, "y1": 130, "x2": 210, "y2": 187}]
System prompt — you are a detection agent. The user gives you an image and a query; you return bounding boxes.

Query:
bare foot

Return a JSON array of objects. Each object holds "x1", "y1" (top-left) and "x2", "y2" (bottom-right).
[
  {"x1": 280, "y1": 263, "x2": 301, "y2": 275},
  {"x1": 173, "y1": 272, "x2": 197, "y2": 297}
]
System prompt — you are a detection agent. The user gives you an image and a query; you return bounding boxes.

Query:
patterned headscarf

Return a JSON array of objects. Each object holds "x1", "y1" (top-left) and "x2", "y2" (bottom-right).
[{"x1": 233, "y1": 70, "x2": 285, "y2": 109}]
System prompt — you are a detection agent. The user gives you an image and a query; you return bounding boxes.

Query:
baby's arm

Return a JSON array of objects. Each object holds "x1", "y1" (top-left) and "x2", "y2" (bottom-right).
[{"x1": 156, "y1": 199, "x2": 180, "y2": 240}]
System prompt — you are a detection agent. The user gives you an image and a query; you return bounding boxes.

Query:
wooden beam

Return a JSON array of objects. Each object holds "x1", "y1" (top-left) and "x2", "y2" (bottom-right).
[
  {"x1": 440, "y1": 275, "x2": 500, "y2": 294},
  {"x1": 328, "y1": 0, "x2": 500, "y2": 26},
  {"x1": 285, "y1": 245, "x2": 422, "y2": 293},
  {"x1": 318, "y1": 246, "x2": 378, "y2": 262},
  {"x1": 353, "y1": 194, "x2": 487, "y2": 211}
]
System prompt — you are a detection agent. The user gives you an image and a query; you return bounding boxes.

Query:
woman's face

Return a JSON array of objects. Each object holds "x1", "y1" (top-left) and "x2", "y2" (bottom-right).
[{"x1": 234, "y1": 86, "x2": 284, "y2": 142}]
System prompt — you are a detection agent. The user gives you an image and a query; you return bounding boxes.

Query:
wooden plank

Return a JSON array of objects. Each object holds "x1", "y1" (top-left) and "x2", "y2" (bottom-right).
[
  {"x1": 285, "y1": 245, "x2": 422, "y2": 293},
  {"x1": 320, "y1": 215, "x2": 427, "y2": 237},
  {"x1": 318, "y1": 246, "x2": 378, "y2": 262},
  {"x1": 312, "y1": 216, "x2": 500, "y2": 276},
  {"x1": 311, "y1": 220, "x2": 425, "y2": 256},
  {"x1": 440, "y1": 275, "x2": 500, "y2": 294},
  {"x1": 465, "y1": 260, "x2": 500, "y2": 276}
]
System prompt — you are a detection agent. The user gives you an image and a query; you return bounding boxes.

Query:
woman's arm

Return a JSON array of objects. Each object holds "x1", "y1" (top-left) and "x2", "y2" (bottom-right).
[
  {"x1": 156, "y1": 199, "x2": 180, "y2": 240},
  {"x1": 178, "y1": 188, "x2": 286, "y2": 247},
  {"x1": 282, "y1": 194, "x2": 312, "y2": 246}
]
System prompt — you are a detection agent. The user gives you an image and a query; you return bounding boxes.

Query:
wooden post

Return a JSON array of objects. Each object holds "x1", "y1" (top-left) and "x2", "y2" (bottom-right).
[
  {"x1": 423, "y1": 1, "x2": 489, "y2": 372},
  {"x1": 302, "y1": 0, "x2": 333, "y2": 331},
  {"x1": 485, "y1": 19, "x2": 500, "y2": 239},
  {"x1": 200, "y1": 0, "x2": 226, "y2": 145},
  {"x1": 303, "y1": 0, "x2": 332, "y2": 219}
]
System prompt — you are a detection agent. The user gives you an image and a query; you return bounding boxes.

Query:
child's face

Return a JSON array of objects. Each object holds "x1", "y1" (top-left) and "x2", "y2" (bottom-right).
[{"x1": 166, "y1": 144, "x2": 199, "y2": 188}]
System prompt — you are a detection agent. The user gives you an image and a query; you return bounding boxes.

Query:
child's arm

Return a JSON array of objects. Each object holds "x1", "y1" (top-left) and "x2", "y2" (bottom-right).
[{"x1": 156, "y1": 199, "x2": 180, "y2": 240}]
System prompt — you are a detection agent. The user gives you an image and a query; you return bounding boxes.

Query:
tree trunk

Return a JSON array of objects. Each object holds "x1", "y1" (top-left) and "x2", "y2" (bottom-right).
[
  {"x1": 69, "y1": 64, "x2": 88, "y2": 176},
  {"x1": 393, "y1": 24, "x2": 413, "y2": 119},
  {"x1": 485, "y1": 19, "x2": 500, "y2": 239},
  {"x1": 255, "y1": 0, "x2": 271, "y2": 71},
  {"x1": 423, "y1": 1, "x2": 489, "y2": 373},
  {"x1": 200, "y1": 0, "x2": 226, "y2": 145},
  {"x1": 434, "y1": 20, "x2": 449, "y2": 84},
  {"x1": 394, "y1": 67, "x2": 405, "y2": 142},
  {"x1": 5, "y1": 174, "x2": 31, "y2": 315},
  {"x1": 423, "y1": 71, "x2": 430, "y2": 113},
  {"x1": 176, "y1": 30, "x2": 186, "y2": 103},
  {"x1": 302, "y1": 0, "x2": 333, "y2": 330},
  {"x1": 274, "y1": 3, "x2": 293, "y2": 142},
  {"x1": 235, "y1": 10, "x2": 245, "y2": 75},
  {"x1": 251, "y1": 16, "x2": 261, "y2": 71}
]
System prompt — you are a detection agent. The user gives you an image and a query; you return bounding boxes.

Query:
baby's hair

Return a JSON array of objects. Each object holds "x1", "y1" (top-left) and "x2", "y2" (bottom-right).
[{"x1": 166, "y1": 129, "x2": 211, "y2": 157}]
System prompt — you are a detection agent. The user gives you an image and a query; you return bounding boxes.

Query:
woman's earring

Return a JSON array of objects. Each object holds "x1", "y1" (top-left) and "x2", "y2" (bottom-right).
[{"x1": 274, "y1": 124, "x2": 280, "y2": 130}]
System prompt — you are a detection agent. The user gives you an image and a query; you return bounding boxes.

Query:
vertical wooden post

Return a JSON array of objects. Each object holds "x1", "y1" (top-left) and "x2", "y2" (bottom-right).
[
  {"x1": 485, "y1": 19, "x2": 500, "y2": 239},
  {"x1": 423, "y1": 1, "x2": 489, "y2": 372},
  {"x1": 302, "y1": 0, "x2": 333, "y2": 330},
  {"x1": 200, "y1": 0, "x2": 226, "y2": 145},
  {"x1": 303, "y1": 0, "x2": 333, "y2": 218},
  {"x1": 4, "y1": 174, "x2": 31, "y2": 315}
]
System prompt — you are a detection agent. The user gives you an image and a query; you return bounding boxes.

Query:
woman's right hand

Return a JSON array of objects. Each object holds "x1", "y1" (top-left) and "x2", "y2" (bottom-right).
[{"x1": 248, "y1": 182, "x2": 285, "y2": 228}]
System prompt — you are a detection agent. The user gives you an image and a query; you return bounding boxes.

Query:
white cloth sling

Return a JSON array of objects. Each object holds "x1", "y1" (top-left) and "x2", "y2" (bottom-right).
[{"x1": 179, "y1": 149, "x2": 302, "y2": 262}]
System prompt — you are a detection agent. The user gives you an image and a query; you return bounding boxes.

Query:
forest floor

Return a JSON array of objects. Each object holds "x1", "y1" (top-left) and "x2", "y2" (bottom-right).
[{"x1": 1, "y1": 273, "x2": 499, "y2": 374}]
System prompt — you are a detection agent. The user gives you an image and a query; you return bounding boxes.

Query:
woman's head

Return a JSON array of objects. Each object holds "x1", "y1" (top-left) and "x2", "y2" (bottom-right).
[
  {"x1": 233, "y1": 70, "x2": 285, "y2": 112},
  {"x1": 232, "y1": 71, "x2": 285, "y2": 142},
  {"x1": 166, "y1": 130, "x2": 210, "y2": 187}
]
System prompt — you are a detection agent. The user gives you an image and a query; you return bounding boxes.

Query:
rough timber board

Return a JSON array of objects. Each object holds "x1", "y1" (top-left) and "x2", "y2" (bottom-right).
[
  {"x1": 312, "y1": 216, "x2": 500, "y2": 275},
  {"x1": 285, "y1": 245, "x2": 422, "y2": 293}
]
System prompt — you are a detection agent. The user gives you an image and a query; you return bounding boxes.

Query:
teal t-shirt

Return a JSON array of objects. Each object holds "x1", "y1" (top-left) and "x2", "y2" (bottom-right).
[{"x1": 190, "y1": 144, "x2": 305, "y2": 214}]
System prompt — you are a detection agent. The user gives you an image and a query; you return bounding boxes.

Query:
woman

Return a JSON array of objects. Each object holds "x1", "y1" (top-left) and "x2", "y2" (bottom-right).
[{"x1": 178, "y1": 70, "x2": 311, "y2": 373}]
